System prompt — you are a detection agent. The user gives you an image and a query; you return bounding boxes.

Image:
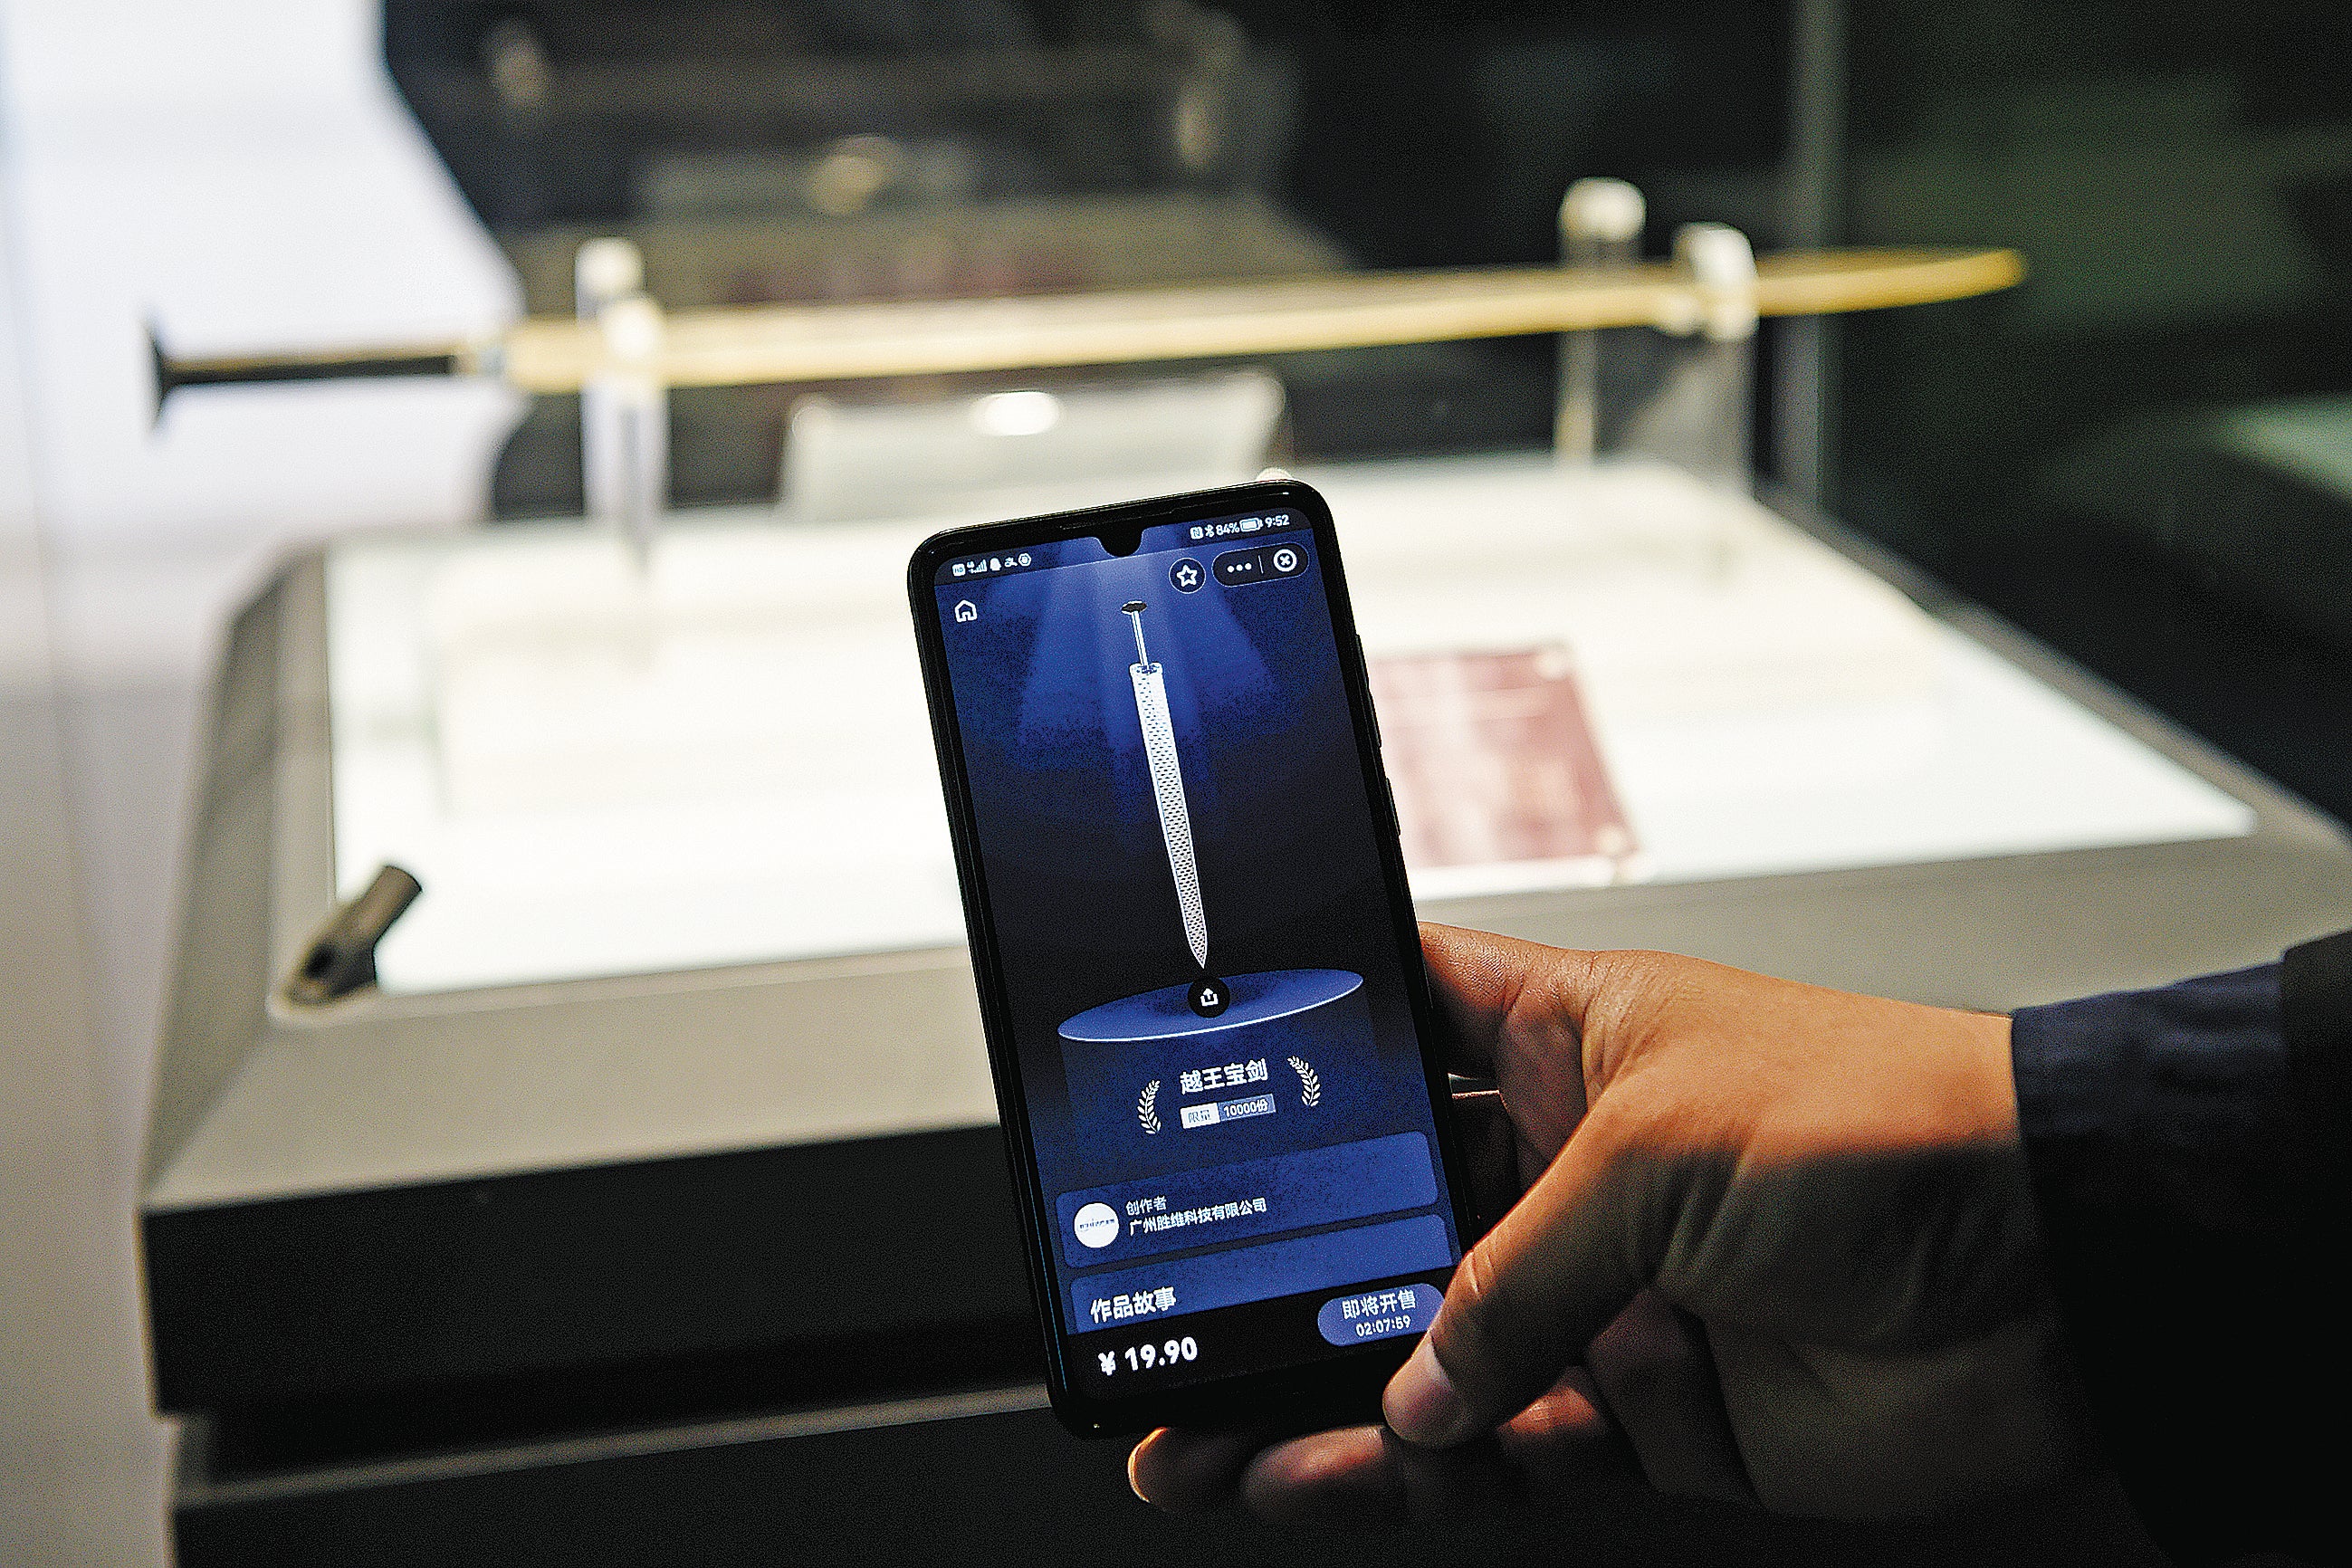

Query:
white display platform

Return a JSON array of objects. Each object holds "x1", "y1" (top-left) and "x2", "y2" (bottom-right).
[{"x1": 327, "y1": 457, "x2": 2252, "y2": 997}]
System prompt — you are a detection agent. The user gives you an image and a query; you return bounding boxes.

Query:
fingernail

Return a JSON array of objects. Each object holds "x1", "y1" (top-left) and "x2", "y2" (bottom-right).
[
  {"x1": 1384, "y1": 1337, "x2": 1471, "y2": 1447},
  {"x1": 1126, "y1": 1439, "x2": 1152, "y2": 1503}
]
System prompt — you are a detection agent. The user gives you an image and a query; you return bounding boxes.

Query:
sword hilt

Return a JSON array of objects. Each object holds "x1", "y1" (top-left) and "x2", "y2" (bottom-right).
[
  {"x1": 1122, "y1": 600, "x2": 1152, "y2": 668},
  {"x1": 148, "y1": 320, "x2": 464, "y2": 426}
]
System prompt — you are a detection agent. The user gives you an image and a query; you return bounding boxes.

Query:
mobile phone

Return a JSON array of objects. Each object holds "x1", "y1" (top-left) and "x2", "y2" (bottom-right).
[{"x1": 909, "y1": 479, "x2": 1471, "y2": 1436}]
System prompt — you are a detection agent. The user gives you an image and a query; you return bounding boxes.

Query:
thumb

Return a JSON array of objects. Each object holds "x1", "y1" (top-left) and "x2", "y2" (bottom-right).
[
  {"x1": 1384, "y1": 1111, "x2": 1650, "y2": 1448},
  {"x1": 1416, "y1": 923, "x2": 1601, "y2": 1081}
]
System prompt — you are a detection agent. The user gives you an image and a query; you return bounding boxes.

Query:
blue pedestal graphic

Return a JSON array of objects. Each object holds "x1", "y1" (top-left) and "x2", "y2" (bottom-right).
[{"x1": 1057, "y1": 970, "x2": 1385, "y2": 1171}]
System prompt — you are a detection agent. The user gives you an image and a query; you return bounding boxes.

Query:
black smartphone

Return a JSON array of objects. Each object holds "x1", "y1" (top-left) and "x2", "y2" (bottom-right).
[{"x1": 909, "y1": 479, "x2": 1472, "y2": 1436}]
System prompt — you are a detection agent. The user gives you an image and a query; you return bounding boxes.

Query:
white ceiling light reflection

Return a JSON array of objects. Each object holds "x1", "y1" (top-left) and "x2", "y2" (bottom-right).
[{"x1": 971, "y1": 390, "x2": 1064, "y2": 437}]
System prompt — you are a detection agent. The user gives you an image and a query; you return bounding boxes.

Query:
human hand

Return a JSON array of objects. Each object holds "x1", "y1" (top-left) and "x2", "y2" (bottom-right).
[{"x1": 1132, "y1": 925, "x2": 2091, "y2": 1523}]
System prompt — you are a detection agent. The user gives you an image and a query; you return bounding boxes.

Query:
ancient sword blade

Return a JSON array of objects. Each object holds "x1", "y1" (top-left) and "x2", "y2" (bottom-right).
[{"x1": 152, "y1": 250, "x2": 2024, "y2": 402}]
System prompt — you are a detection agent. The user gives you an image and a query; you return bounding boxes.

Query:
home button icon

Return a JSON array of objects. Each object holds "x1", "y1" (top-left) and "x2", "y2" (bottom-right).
[{"x1": 953, "y1": 600, "x2": 978, "y2": 623}]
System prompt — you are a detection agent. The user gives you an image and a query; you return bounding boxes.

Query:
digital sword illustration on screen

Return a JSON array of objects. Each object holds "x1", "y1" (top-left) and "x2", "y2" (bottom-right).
[{"x1": 1121, "y1": 600, "x2": 1209, "y2": 974}]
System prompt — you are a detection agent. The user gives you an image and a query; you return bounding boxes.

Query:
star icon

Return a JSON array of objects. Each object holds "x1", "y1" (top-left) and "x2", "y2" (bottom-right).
[{"x1": 1170, "y1": 557, "x2": 1206, "y2": 592}]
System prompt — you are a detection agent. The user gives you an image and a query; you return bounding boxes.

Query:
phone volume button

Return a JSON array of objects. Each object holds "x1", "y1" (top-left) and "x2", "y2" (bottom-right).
[{"x1": 1382, "y1": 774, "x2": 1402, "y2": 838}]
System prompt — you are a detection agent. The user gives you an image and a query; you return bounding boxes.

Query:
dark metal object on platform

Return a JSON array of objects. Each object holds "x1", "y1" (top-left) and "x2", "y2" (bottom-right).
[{"x1": 282, "y1": 865, "x2": 422, "y2": 1006}]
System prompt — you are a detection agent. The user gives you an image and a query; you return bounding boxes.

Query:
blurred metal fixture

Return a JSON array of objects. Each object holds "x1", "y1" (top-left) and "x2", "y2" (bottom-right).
[
  {"x1": 1634, "y1": 223, "x2": 1761, "y2": 501},
  {"x1": 1555, "y1": 177, "x2": 1647, "y2": 462},
  {"x1": 803, "y1": 136, "x2": 908, "y2": 218},
  {"x1": 482, "y1": 18, "x2": 552, "y2": 120},
  {"x1": 1668, "y1": 223, "x2": 1763, "y2": 343},
  {"x1": 575, "y1": 238, "x2": 667, "y2": 566}
]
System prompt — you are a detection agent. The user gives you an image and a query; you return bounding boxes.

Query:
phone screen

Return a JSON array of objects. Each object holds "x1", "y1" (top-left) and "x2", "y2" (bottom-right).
[{"x1": 926, "y1": 500, "x2": 1463, "y2": 1403}]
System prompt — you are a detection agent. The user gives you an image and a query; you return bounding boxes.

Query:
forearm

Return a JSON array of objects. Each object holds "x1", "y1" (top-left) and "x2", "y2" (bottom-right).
[{"x1": 2010, "y1": 932, "x2": 2351, "y2": 1564}]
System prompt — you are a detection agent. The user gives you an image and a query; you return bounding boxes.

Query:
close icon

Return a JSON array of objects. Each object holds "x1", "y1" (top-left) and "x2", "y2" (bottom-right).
[{"x1": 1271, "y1": 546, "x2": 1300, "y2": 574}]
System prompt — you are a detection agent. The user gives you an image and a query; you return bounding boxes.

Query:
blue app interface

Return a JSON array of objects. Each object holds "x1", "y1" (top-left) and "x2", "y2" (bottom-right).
[{"x1": 933, "y1": 508, "x2": 1460, "y2": 1392}]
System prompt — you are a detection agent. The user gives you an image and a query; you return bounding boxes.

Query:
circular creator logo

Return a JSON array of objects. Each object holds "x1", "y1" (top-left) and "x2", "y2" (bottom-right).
[
  {"x1": 1169, "y1": 557, "x2": 1206, "y2": 593},
  {"x1": 1073, "y1": 1202, "x2": 1121, "y2": 1249}
]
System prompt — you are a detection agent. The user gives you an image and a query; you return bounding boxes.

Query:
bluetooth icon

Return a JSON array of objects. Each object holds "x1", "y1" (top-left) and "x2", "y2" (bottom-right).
[{"x1": 1169, "y1": 557, "x2": 1206, "y2": 593}]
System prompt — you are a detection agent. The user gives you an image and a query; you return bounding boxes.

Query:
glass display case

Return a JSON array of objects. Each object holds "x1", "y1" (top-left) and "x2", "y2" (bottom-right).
[{"x1": 377, "y1": 0, "x2": 1805, "y2": 509}]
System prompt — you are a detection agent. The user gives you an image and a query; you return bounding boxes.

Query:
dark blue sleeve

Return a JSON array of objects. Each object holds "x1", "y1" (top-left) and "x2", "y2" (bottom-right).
[{"x1": 2011, "y1": 931, "x2": 2351, "y2": 1566}]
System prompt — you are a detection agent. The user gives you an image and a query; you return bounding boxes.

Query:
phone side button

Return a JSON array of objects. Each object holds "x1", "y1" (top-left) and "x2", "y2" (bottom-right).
[{"x1": 1382, "y1": 775, "x2": 1402, "y2": 840}]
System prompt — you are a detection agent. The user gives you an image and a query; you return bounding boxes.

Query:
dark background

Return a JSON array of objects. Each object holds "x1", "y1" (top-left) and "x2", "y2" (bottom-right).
[{"x1": 1835, "y1": 0, "x2": 2352, "y2": 825}]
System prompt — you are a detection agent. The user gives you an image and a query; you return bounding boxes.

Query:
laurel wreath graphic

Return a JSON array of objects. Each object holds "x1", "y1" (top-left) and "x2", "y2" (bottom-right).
[
  {"x1": 1137, "y1": 1078, "x2": 1162, "y2": 1134},
  {"x1": 1287, "y1": 1056, "x2": 1322, "y2": 1107}
]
